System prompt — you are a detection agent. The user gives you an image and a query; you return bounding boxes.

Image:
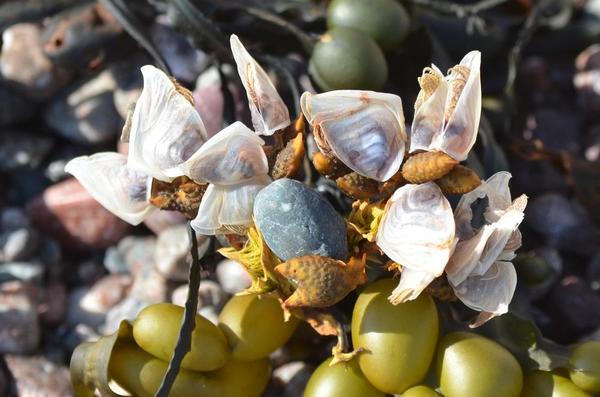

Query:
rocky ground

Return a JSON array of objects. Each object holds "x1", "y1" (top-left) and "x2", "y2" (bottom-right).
[{"x1": 0, "y1": 1, "x2": 599, "y2": 396}]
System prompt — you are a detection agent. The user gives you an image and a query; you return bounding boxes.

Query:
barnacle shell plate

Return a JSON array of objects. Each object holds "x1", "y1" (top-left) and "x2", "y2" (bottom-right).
[
  {"x1": 410, "y1": 51, "x2": 481, "y2": 161},
  {"x1": 230, "y1": 34, "x2": 290, "y2": 136},
  {"x1": 191, "y1": 175, "x2": 271, "y2": 235},
  {"x1": 65, "y1": 152, "x2": 154, "y2": 225},
  {"x1": 451, "y1": 261, "x2": 517, "y2": 326},
  {"x1": 180, "y1": 121, "x2": 268, "y2": 185},
  {"x1": 301, "y1": 90, "x2": 406, "y2": 182},
  {"x1": 376, "y1": 182, "x2": 455, "y2": 276},
  {"x1": 128, "y1": 65, "x2": 209, "y2": 182}
]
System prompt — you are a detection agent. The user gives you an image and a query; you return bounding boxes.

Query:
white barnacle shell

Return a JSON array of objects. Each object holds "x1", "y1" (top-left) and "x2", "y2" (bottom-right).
[
  {"x1": 410, "y1": 51, "x2": 481, "y2": 161},
  {"x1": 376, "y1": 182, "x2": 456, "y2": 277},
  {"x1": 445, "y1": 171, "x2": 527, "y2": 326},
  {"x1": 301, "y1": 90, "x2": 406, "y2": 182},
  {"x1": 388, "y1": 267, "x2": 437, "y2": 305},
  {"x1": 446, "y1": 172, "x2": 527, "y2": 285},
  {"x1": 451, "y1": 261, "x2": 518, "y2": 328},
  {"x1": 180, "y1": 121, "x2": 268, "y2": 185},
  {"x1": 230, "y1": 34, "x2": 290, "y2": 136},
  {"x1": 191, "y1": 175, "x2": 271, "y2": 235},
  {"x1": 64, "y1": 152, "x2": 154, "y2": 225},
  {"x1": 128, "y1": 65, "x2": 209, "y2": 181}
]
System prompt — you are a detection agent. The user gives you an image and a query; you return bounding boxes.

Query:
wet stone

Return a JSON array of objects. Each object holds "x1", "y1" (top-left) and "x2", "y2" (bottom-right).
[
  {"x1": 215, "y1": 259, "x2": 252, "y2": 294},
  {"x1": 0, "y1": 207, "x2": 30, "y2": 230},
  {"x1": 61, "y1": 323, "x2": 100, "y2": 353},
  {"x1": 0, "y1": 130, "x2": 53, "y2": 171},
  {"x1": 27, "y1": 178, "x2": 130, "y2": 252},
  {"x1": 547, "y1": 276, "x2": 600, "y2": 342},
  {"x1": 271, "y1": 361, "x2": 313, "y2": 397},
  {"x1": 6, "y1": 355, "x2": 73, "y2": 397},
  {"x1": 254, "y1": 178, "x2": 348, "y2": 261},
  {"x1": 43, "y1": 69, "x2": 121, "y2": 145},
  {"x1": 0, "y1": 23, "x2": 70, "y2": 100},
  {"x1": 154, "y1": 224, "x2": 211, "y2": 281},
  {"x1": 143, "y1": 209, "x2": 187, "y2": 235},
  {"x1": 171, "y1": 280, "x2": 228, "y2": 310},
  {"x1": 0, "y1": 261, "x2": 44, "y2": 284},
  {"x1": 67, "y1": 274, "x2": 131, "y2": 328},
  {"x1": 102, "y1": 295, "x2": 148, "y2": 334},
  {"x1": 0, "y1": 83, "x2": 37, "y2": 126},
  {"x1": 0, "y1": 281, "x2": 40, "y2": 354},
  {"x1": 0, "y1": 227, "x2": 39, "y2": 262}
]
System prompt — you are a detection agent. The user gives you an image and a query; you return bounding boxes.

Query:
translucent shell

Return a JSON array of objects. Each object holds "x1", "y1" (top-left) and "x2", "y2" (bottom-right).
[
  {"x1": 180, "y1": 122, "x2": 268, "y2": 185},
  {"x1": 376, "y1": 182, "x2": 455, "y2": 277},
  {"x1": 301, "y1": 90, "x2": 406, "y2": 182},
  {"x1": 446, "y1": 171, "x2": 527, "y2": 326},
  {"x1": 230, "y1": 34, "x2": 291, "y2": 136},
  {"x1": 388, "y1": 267, "x2": 437, "y2": 305},
  {"x1": 451, "y1": 261, "x2": 517, "y2": 327},
  {"x1": 128, "y1": 65, "x2": 209, "y2": 181},
  {"x1": 410, "y1": 51, "x2": 481, "y2": 161},
  {"x1": 191, "y1": 175, "x2": 271, "y2": 235},
  {"x1": 65, "y1": 152, "x2": 154, "y2": 225}
]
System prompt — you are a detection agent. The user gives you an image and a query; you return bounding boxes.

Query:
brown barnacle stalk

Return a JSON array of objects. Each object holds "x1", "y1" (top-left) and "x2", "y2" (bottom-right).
[
  {"x1": 336, "y1": 172, "x2": 379, "y2": 200},
  {"x1": 312, "y1": 152, "x2": 351, "y2": 179},
  {"x1": 436, "y1": 164, "x2": 481, "y2": 194},
  {"x1": 401, "y1": 151, "x2": 458, "y2": 184},
  {"x1": 425, "y1": 275, "x2": 458, "y2": 302},
  {"x1": 149, "y1": 176, "x2": 208, "y2": 219},
  {"x1": 376, "y1": 170, "x2": 406, "y2": 200},
  {"x1": 270, "y1": 116, "x2": 306, "y2": 180}
]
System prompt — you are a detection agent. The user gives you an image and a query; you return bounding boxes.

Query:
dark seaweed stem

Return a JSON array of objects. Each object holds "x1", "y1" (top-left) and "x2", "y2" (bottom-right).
[
  {"x1": 406, "y1": 0, "x2": 510, "y2": 18},
  {"x1": 504, "y1": 0, "x2": 554, "y2": 97},
  {"x1": 155, "y1": 223, "x2": 203, "y2": 397},
  {"x1": 100, "y1": 0, "x2": 171, "y2": 74},
  {"x1": 260, "y1": 54, "x2": 301, "y2": 119},
  {"x1": 244, "y1": 7, "x2": 316, "y2": 54},
  {"x1": 168, "y1": 0, "x2": 233, "y2": 62}
]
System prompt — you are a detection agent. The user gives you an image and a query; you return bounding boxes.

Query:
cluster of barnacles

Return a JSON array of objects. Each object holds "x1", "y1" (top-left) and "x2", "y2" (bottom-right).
[{"x1": 66, "y1": 35, "x2": 527, "y2": 332}]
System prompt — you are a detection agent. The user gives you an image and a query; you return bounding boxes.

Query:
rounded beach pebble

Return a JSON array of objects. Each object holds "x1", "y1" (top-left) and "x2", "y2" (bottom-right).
[{"x1": 254, "y1": 179, "x2": 347, "y2": 261}]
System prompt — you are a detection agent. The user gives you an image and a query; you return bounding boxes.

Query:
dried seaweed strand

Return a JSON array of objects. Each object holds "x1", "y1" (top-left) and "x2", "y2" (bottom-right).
[
  {"x1": 406, "y1": 0, "x2": 509, "y2": 18},
  {"x1": 154, "y1": 223, "x2": 202, "y2": 397},
  {"x1": 100, "y1": 0, "x2": 171, "y2": 74}
]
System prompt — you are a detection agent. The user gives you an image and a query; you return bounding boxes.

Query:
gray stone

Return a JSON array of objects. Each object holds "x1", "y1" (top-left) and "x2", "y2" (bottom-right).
[
  {"x1": 1, "y1": 207, "x2": 30, "y2": 230},
  {"x1": 43, "y1": 69, "x2": 121, "y2": 145},
  {"x1": 272, "y1": 361, "x2": 313, "y2": 397},
  {"x1": 102, "y1": 295, "x2": 148, "y2": 334},
  {"x1": 118, "y1": 236, "x2": 157, "y2": 276},
  {"x1": 67, "y1": 274, "x2": 131, "y2": 328},
  {"x1": 62, "y1": 323, "x2": 99, "y2": 353},
  {"x1": 254, "y1": 178, "x2": 348, "y2": 261},
  {"x1": 103, "y1": 245, "x2": 128, "y2": 274},
  {"x1": 171, "y1": 280, "x2": 228, "y2": 310},
  {"x1": 155, "y1": 224, "x2": 211, "y2": 281},
  {"x1": 0, "y1": 84, "x2": 37, "y2": 126},
  {"x1": 0, "y1": 227, "x2": 39, "y2": 261},
  {"x1": 526, "y1": 193, "x2": 600, "y2": 256},
  {"x1": 151, "y1": 21, "x2": 208, "y2": 83},
  {"x1": 0, "y1": 23, "x2": 70, "y2": 100},
  {"x1": 143, "y1": 209, "x2": 187, "y2": 235},
  {"x1": 0, "y1": 281, "x2": 40, "y2": 354},
  {"x1": 0, "y1": 261, "x2": 44, "y2": 284},
  {"x1": 215, "y1": 259, "x2": 252, "y2": 294},
  {"x1": 6, "y1": 355, "x2": 73, "y2": 397},
  {"x1": 0, "y1": 130, "x2": 53, "y2": 171}
]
